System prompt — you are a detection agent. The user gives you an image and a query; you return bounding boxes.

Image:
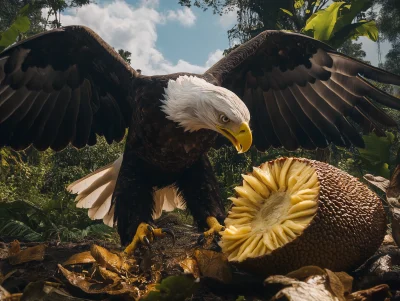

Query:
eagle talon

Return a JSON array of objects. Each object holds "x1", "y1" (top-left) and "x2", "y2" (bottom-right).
[
  {"x1": 143, "y1": 236, "x2": 151, "y2": 247},
  {"x1": 160, "y1": 228, "x2": 176, "y2": 245},
  {"x1": 124, "y1": 223, "x2": 175, "y2": 256},
  {"x1": 197, "y1": 216, "x2": 225, "y2": 245}
]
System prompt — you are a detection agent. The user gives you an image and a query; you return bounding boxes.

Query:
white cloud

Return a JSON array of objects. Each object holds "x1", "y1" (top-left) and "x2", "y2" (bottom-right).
[
  {"x1": 166, "y1": 7, "x2": 196, "y2": 27},
  {"x1": 219, "y1": 7, "x2": 238, "y2": 29},
  {"x1": 205, "y1": 49, "x2": 224, "y2": 67},
  {"x1": 46, "y1": 1, "x2": 218, "y2": 75}
]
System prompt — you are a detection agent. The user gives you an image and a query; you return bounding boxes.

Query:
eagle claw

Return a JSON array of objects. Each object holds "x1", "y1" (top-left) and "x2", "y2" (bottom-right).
[
  {"x1": 197, "y1": 216, "x2": 225, "y2": 246},
  {"x1": 124, "y1": 223, "x2": 175, "y2": 255}
]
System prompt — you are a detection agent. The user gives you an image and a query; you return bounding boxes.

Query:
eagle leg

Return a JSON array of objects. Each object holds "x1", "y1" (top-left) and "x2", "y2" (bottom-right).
[
  {"x1": 176, "y1": 155, "x2": 226, "y2": 244},
  {"x1": 196, "y1": 216, "x2": 226, "y2": 245},
  {"x1": 113, "y1": 150, "x2": 176, "y2": 250},
  {"x1": 124, "y1": 223, "x2": 175, "y2": 255}
]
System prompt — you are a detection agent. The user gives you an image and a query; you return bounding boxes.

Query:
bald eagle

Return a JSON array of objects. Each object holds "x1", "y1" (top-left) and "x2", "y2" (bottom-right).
[{"x1": 1, "y1": 26, "x2": 400, "y2": 252}]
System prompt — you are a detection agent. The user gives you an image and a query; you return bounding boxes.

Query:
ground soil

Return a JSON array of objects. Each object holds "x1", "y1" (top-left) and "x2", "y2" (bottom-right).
[{"x1": 1, "y1": 214, "x2": 400, "y2": 300}]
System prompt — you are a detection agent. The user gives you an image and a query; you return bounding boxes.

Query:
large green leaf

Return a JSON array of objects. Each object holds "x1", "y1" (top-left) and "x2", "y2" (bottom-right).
[
  {"x1": 334, "y1": 0, "x2": 373, "y2": 32},
  {"x1": 303, "y1": 2, "x2": 343, "y2": 41},
  {"x1": 330, "y1": 20, "x2": 378, "y2": 48},
  {"x1": 354, "y1": 20, "x2": 378, "y2": 41},
  {"x1": 357, "y1": 132, "x2": 395, "y2": 178},
  {"x1": 0, "y1": 219, "x2": 43, "y2": 241},
  {"x1": 302, "y1": 0, "x2": 375, "y2": 46},
  {"x1": 0, "y1": 4, "x2": 31, "y2": 52}
]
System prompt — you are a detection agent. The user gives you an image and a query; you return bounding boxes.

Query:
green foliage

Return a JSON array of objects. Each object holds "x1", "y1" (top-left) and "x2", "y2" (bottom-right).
[
  {"x1": 0, "y1": 4, "x2": 30, "y2": 52},
  {"x1": 118, "y1": 49, "x2": 132, "y2": 64},
  {"x1": 141, "y1": 275, "x2": 199, "y2": 301},
  {"x1": 357, "y1": 132, "x2": 395, "y2": 178},
  {"x1": 0, "y1": 136, "x2": 123, "y2": 242},
  {"x1": 0, "y1": 199, "x2": 115, "y2": 242},
  {"x1": 181, "y1": 1, "x2": 377, "y2": 50},
  {"x1": 375, "y1": 0, "x2": 400, "y2": 43},
  {"x1": 302, "y1": 0, "x2": 377, "y2": 48},
  {"x1": 382, "y1": 41, "x2": 400, "y2": 75}
]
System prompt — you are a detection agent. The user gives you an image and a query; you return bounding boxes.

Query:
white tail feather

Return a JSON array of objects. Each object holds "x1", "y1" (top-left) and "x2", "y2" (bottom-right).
[{"x1": 67, "y1": 155, "x2": 186, "y2": 226}]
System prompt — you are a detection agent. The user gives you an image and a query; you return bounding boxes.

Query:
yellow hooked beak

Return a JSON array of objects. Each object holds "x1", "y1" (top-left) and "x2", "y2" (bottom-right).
[{"x1": 217, "y1": 122, "x2": 252, "y2": 154}]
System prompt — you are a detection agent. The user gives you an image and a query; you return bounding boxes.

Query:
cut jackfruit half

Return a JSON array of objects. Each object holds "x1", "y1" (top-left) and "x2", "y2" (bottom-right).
[{"x1": 220, "y1": 158, "x2": 320, "y2": 262}]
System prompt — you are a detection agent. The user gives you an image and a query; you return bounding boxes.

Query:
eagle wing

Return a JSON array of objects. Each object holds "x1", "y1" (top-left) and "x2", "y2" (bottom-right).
[
  {"x1": 205, "y1": 30, "x2": 400, "y2": 151},
  {"x1": 0, "y1": 25, "x2": 139, "y2": 151}
]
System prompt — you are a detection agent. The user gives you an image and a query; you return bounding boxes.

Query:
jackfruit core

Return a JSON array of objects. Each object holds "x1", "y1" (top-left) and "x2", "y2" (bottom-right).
[{"x1": 219, "y1": 158, "x2": 320, "y2": 262}]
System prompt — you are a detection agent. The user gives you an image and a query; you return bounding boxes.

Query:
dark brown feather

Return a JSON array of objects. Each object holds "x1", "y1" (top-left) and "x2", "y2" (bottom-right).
[
  {"x1": 263, "y1": 89, "x2": 298, "y2": 150},
  {"x1": 205, "y1": 30, "x2": 400, "y2": 151},
  {"x1": 274, "y1": 89, "x2": 315, "y2": 150},
  {"x1": 0, "y1": 87, "x2": 31, "y2": 123},
  {"x1": 72, "y1": 79, "x2": 92, "y2": 148},
  {"x1": 280, "y1": 87, "x2": 328, "y2": 148},
  {"x1": 0, "y1": 25, "x2": 137, "y2": 151},
  {"x1": 51, "y1": 88, "x2": 80, "y2": 151}
]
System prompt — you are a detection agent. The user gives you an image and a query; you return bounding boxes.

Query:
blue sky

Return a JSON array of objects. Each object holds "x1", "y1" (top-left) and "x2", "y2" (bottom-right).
[
  {"x1": 58, "y1": 0, "x2": 390, "y2": 75},
  {"x1": 155, "y1": 1, "x2": 232, "y2": 66}
]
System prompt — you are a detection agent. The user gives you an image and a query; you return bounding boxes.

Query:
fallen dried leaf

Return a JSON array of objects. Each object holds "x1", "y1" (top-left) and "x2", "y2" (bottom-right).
[
  {"x1": 391, "y1": 207, "x2": 400, "y2": 247},
  {"x1": 98, "y1": 266, "x2": 120, "y2": 284},
  {"x1": 58, "y1": 264, "x2": 138, "y2": 298},
  {"x1": 286, "y1": 266, "x2": 326, "y2": 280},
  {"x1": 0, "y1": 270, "x2": 17, "y2": 285},
  {"x1": 0, "y1": 285, "x2": 10, "y2": 300},
  {"x1": 63, "y1": 251, "x2": 95, "y2": 266},
  {"x1": 8, "y1": 244, "x2": 46, "y2": 265},
  {"x1": 194, "y1": 249, "x2": 232, "y2": 283},
  {"x1": 325, "y1": 269, "x2": 346, "y2": 301},
  {"x1": 333, "y1": 272, "x2": 353, "y2": 296},
  {"x1": 363, "y1": 174, "x2": 390, "y2": 194},
  {"x1": 387, "y1": 165, "x2": 400, "y2": 206},
  {"x1": 21, "y1": 281, "x2": 87, "y2": 301},
  {"x1": 347, "y1": 284, "x2": 390, "y2": 301},
  {"x1": 90, "y1": 244, "x2": 137, "y2": 274},
  {"x1": 8, "y1": 240, "x2": 20, "y2": 257},
  {"x1": 383, "y1": 234, "x2": 394, "y2": 245},
  {"x1": 266, "y1": 275, "x2": 338, "y2": 301},
  {"x1": 179, "y1": 257, "x2": 200, "y2": 279}
]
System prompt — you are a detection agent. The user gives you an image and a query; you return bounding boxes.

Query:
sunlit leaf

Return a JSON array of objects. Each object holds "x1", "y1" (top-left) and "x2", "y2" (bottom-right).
[
  {"x1": 294, "y1": 0, "x2": 305, "y2": 9},
  {"x1": 280, "y1": 8, "x2": 293, "y2": 17},
  {"x1": 0, "y1": 4, "x2": 31, "y2": 52},
  {"x1": 303, "y1": 2, "x2": 343, "y2": 41},
  {"x1": 353, "y1": 20, "x2": 378, "y2": 41},
  {"x1": 302, "y1": 0, "x2": 374, "y2": 46}
]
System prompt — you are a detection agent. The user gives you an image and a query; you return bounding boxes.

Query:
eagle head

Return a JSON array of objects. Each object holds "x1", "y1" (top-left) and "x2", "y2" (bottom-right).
[{"x1": 161, "y1": 75, "x2": 252, "y2": 153}]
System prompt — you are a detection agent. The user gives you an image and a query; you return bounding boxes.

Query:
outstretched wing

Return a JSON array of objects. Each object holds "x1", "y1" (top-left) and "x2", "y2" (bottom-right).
[
  {"x1": 205, "y1": 30, "x2": 400, "y2": 151},
  {"x1": 0, "y1": 25, "x2": 140, "y2": 151}
]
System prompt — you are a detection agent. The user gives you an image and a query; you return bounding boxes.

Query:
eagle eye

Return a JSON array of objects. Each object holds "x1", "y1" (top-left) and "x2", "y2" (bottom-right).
[{"x1": 220, "y1": 114, "x2": 230, "y2": 123}]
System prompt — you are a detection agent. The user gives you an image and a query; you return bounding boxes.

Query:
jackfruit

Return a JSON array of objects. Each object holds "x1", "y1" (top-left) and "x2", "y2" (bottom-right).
[{"x1": 219, "y1": 157, "x2": 386, "y2": 276}]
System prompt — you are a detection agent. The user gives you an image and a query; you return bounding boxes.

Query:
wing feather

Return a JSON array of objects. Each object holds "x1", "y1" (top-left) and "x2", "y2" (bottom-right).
[
  {"x1": 263, "y1": 89, "x2": 298, "y2": 150},
  {"x1": 253, "y1": 88, "x2": 280, "y2": 147},
  {"x1": 73, "y1": 79, "x2": 93, "y2": 148},
  {"x1": 32, "y1": 91, "x2": 61, "y2": 150},
  {"x1": 274, "y1": 89, "x2": 315, "y2": 150},
  {"x1": 0, "y1": 87, "x2": 31, "y2": 122},
  {"x1": 205, "y1": 30, "x2": 400, "y2": 151},
  {"x1": 280, "y1": 87, "x2": 328, "y2": 148},
  {"x1": 0, "y1": 25, "x2": 139, "y2": 151}
]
